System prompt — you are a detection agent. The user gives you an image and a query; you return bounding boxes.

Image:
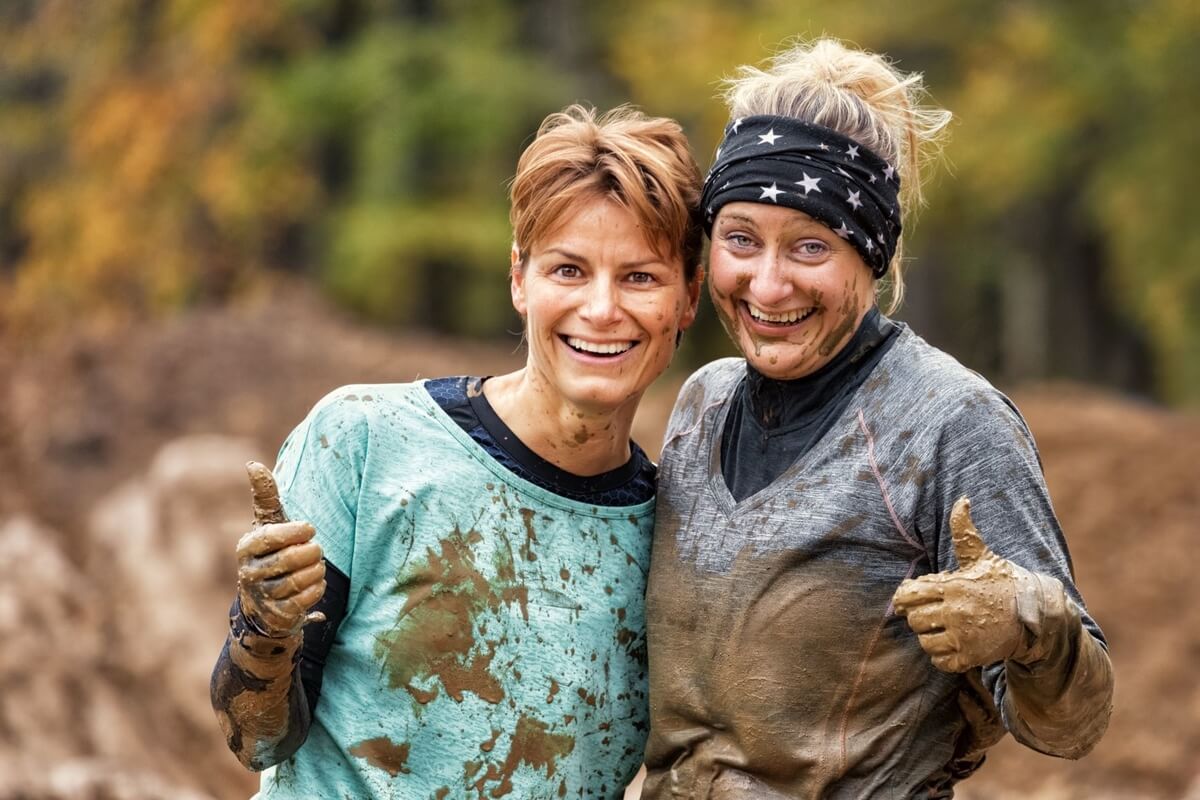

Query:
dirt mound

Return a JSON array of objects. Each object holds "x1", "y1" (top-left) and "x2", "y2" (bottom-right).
[{"x1": 0, "y1": 287, "x2": 1195, "y2": 798}]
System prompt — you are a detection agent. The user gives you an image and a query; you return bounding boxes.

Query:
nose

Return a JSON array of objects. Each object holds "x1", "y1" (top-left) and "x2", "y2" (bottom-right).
[
  {"x1": 578, "y1": 276, "x2": 623, "y2": 327},
  {"x1": 747, "y1": 253, "x2": 794, "y2": 308}
]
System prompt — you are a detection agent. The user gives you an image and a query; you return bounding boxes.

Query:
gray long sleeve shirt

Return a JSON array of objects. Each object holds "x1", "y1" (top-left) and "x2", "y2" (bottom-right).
[{"x1": 643, "y1": 327, "x2": 1113, "y2": 799}]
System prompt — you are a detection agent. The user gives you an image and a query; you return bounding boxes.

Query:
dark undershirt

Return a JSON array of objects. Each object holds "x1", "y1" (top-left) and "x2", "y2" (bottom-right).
[
  {"x1": 425, "y1": 375, "x2": 657, "y2": 506},
  {"x1": 295, "y1": 375, "x2": 656, "y2": 713},
  {"x1": 720, "y1": 308, "x2": 901, "y2": 502}
]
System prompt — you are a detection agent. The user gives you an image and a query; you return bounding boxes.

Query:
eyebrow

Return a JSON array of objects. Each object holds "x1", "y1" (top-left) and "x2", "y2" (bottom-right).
[
  {"x1": 543, "y1": 247, "x2": 664, "y2": 269},
  {"x1": 717, "y1": 212, "x2": 827, "y2": 235},
  {"x1": 716, "y1": 213, "x2": 758, "y2": 227}
]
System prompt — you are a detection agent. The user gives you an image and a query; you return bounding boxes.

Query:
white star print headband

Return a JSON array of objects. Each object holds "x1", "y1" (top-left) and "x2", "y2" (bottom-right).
[{"x1": 700, "y1": 115, "x2": 902, "y2": 277}]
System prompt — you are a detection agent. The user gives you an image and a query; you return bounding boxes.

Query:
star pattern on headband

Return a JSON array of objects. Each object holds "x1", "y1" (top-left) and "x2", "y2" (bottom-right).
[
  {"x1": 700, "y1": 115, "x2": 902, "y2": 278},
  {"x1": 760, "y1": 183, "x2": 783, "y2": 202},
  {"x1": 796, "y1": 173, "x2": 821, "y2": 195}
]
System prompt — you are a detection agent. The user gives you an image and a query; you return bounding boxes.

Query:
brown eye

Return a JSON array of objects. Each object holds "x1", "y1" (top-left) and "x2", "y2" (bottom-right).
[
  {"x1": 554, "y1": 264, "x2": 581, "y2": 279},
  {"x1": 628, "y1": 271, "x2": 656, "y2": 285}
]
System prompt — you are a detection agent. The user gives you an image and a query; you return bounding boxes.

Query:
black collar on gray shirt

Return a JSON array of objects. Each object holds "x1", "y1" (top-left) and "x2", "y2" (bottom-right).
[{"x1": 721, "y1": 307, "x2": 900, "y2": 501}]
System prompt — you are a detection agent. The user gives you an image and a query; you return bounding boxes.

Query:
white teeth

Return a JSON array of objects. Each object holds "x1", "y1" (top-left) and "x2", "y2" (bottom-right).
[
  {"x1": 566, "y1": 337, "x2": 634, "y2": 355},
  {"x1": 747, "y1": 304, "x2": 816, "y2": 324}
]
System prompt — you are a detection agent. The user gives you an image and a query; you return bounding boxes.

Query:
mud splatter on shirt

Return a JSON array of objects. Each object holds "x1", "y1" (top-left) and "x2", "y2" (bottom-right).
[{"x1": 253, "y1": 382, "x2": 652, "y2": 798}]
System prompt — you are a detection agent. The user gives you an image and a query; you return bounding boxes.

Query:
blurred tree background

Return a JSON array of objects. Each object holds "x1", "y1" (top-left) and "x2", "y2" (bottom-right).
[{"x1": 2, "y1": 0, "x2": 1197, "y2": 404}]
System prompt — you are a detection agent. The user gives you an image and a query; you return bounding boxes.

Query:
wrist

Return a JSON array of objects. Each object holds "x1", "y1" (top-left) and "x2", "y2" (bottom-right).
[
  {"x1": 231, "y1": 597, "x2": 303, "y2": 660},
  {"x1": 1007, "y1": 569, "x2": 1069, "y2": 667},
  {"x1": 235, "y1": 589, "x2": 302, "y2": 639}
]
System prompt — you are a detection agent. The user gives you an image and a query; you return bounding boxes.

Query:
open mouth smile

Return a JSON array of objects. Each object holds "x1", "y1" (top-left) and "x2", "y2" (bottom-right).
[
  {"x1": 560, "y1": 335, "x2": 639, "y2": 359},
  {"x1": 742, "y1": 301, "x2": 818, "y2": 329}
]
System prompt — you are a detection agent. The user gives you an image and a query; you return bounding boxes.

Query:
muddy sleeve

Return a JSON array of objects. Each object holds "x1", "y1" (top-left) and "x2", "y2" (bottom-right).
[
  {"x1": 921, "y1": 390, "x2": 1114, "y2": 758},
  {"x1": 209, "y1": 560, "x2": 350, "y2": 770},
  {"x1": 991, "y1": 569, "x2": 1115, "y2": 758},
  {"x1": 210, "y1": 598, "x2": 309, "y2": 771}
]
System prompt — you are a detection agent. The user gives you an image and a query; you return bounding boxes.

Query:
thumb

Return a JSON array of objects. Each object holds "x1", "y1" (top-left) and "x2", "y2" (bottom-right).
[
  {"x1": 949, "y1": 495, "x2": 990, "y2": 569},
  {"x1": 246, "y1": 461, "x2": 288, "y2": 526}
]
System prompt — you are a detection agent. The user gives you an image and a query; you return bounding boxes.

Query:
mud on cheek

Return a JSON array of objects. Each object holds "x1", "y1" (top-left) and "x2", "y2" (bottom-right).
[{"x1": 817, "y1": 279, "x2": 860, "y2": 358}]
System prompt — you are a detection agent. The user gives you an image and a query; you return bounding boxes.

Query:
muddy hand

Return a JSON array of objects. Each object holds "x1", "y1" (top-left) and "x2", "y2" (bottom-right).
[
  {"x1": 892, "y1": 496, "x2": 1029, "y2": 673},
  {"x1": 236, "y1": 461, "x2": 326, "y2": 638}
]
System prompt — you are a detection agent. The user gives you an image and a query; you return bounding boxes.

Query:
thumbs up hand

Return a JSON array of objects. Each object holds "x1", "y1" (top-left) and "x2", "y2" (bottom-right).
[
  {"x1": 893, "y1": 497, "x2": 1033, "y2": 673},
  {"x1": 235, "y1": 462, "x2": 327, "y2": 639}
]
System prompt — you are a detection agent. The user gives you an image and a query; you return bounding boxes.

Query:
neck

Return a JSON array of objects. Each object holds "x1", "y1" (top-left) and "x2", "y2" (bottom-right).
[{"x1": 483, "y1": 368, "x2": 637, "y2": 476}]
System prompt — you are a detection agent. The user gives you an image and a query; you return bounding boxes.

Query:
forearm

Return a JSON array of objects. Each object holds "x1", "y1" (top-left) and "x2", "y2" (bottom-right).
[
  {"x1": 210, "y1": 603, "x2": 312, "y2": 770},
  {"x1": 1001, "y1": 572, "x2": 1114, "y2": 759}
]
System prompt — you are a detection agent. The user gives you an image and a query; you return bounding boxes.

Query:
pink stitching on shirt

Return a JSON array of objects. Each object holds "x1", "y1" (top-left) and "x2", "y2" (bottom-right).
[
  {"x1": 857, "y1": 409, "x2": 923, "y2": 552},
  {"x1": 834, "y1": 410, "x2": 927, "y2": 774}
]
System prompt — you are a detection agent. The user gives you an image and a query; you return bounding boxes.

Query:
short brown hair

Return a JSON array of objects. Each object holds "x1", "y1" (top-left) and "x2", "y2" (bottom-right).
[{"x1": 509, "y1": 104, "x2": 703, "y2": 279}]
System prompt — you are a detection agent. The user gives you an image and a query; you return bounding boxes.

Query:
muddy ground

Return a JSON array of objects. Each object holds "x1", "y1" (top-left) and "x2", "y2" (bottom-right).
[{"x1": 1, "y1": 282, "x2": 1197, "y2": 799}]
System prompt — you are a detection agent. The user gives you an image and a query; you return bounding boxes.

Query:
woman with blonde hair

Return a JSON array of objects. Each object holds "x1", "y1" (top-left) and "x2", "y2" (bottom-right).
[
  {"x1": 210, "y1": 104, "x2": 704, "y2": 798},
  {"x1": 643, "y1": 39, "x2": 1112, "y2": 798}
]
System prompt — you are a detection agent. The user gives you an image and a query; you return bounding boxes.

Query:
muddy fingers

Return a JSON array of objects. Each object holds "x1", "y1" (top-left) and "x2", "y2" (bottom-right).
[
  {"x1": 893, "y1": 495, "x2": 1031, "y2": 672},
  {"x1": 235, "y1": 464, "x2": 327, "y2": 638}
]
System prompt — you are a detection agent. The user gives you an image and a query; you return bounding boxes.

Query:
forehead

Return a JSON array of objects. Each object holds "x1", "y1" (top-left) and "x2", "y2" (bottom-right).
[
  {"x1": 536, "y1": 196, "x2": 671, "y2": 258},
  {"x1": 715, "y1": 202, "x2": 826, "y2": 233}
]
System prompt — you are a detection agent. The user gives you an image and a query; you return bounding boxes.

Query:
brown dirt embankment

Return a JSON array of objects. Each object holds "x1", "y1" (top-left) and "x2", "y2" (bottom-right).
[{"x1": 0, "y1": 284, "x2": 1195, "y2": 798}]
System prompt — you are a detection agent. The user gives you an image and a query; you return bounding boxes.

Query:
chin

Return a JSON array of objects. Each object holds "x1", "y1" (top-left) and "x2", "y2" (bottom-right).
[{"x1": 741, "y1": 343, "x2": 813, "y2": 381}]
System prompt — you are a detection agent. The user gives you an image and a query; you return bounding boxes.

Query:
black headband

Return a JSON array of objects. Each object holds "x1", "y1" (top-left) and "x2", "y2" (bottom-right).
[{"x1": 701, "y1": 115, "x2": 901, "y2": 277}]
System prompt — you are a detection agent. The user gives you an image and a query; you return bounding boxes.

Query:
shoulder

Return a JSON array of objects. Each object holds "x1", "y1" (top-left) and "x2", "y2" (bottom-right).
[
  {"x1": 872, "y1": 330, "x2": 1035, "y2": 458},
  {"x1": 875, "y1": 329, "x2": 1022, "y2": 423},
  {"x1": 293, "y1": 381, "x2": 443, "y2": 454},
  {"x1": 307, "y1": 381, "x2": 429, "y2": 425},
  {"x1": 675, "y1": 358, "x2": 744, "y2": 415},
  {"x1": 664, "y1": 358, "x2": 744, "y2": 444}
]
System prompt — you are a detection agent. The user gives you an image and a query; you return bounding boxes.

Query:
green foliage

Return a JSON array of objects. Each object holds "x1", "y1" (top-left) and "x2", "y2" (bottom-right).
[
  {"x1": 0, "y1": 0, "x2": 1197, "y2": 402},
  {"x1": 609, "y1": 0, "x2": 1200, "y2": 403}
]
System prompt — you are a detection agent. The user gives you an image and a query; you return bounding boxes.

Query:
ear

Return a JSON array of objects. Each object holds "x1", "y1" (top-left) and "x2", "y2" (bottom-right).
[
  {"x1": 679, "y1": 263, "x2": 705, "y2": 330},
  {"x1": 510, "y1": 242, "x2": 527, "y2": 316}
]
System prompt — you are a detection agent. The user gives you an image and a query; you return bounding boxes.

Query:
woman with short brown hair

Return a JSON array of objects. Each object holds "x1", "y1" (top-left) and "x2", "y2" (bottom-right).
[{"x1": 212, "y1": 104, "x2": 704, "y2": 799}]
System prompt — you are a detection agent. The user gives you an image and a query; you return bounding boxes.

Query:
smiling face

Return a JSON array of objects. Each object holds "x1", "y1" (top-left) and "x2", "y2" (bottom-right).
[
  {"x1": 708, "y1": 201, "x2": 876, "y2": 380},
  {"x1": 511, "y1": 197, "x2": 701, "y2": 414}
]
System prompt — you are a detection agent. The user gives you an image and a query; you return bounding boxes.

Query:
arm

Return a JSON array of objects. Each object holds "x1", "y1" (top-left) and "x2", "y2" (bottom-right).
[
  {"x1": 992, "y1": 563, "x2": 1114, "y2": 758},
  {"x1": 211, "y1": 599, "x2": 309, "y2": 771},
  {"x1": 209, "y1": 462, "x2": 326, "y2": 770},
  {"x1": 211, "y1": 560, "x2": 351, "y2": 770},
  {"x1": 894, "y1": 394, "x2": 1113, "y2": 759},
  {"x1": 211, "y1": 389, "x2": 367, "y2": 768}
]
